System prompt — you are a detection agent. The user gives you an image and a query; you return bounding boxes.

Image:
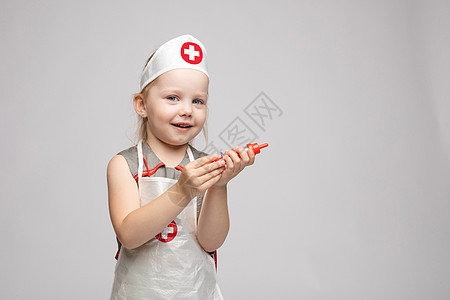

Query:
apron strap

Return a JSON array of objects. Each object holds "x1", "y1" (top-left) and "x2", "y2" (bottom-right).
[
  {"x1": 186, "y1": 145, "x2": 199, "y2": 232},
  {"x1": 186, "y1": 144, "x2": 195, "y2": 162},
  {"x1": 137, "y1": 140, "x2": 144, "y2": 198}
]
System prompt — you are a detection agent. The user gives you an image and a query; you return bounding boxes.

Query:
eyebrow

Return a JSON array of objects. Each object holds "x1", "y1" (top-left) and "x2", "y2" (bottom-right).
[{"x1": 160, "y1": 88, "x2": 208, "y2": 98}]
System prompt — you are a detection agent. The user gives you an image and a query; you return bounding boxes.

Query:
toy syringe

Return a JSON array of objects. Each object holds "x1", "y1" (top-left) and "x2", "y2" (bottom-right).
[{"x1": 213, "y1": 142, "x2": 269, "y2": 162}]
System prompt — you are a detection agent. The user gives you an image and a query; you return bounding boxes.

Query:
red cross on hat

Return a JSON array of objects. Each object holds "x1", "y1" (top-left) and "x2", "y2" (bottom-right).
[
  {"x1": 181, "y1": 42, "x2": 203, "y2": 64},
  {"x1": 155, "y1": 220, "x2": 178, "y2": 243}
]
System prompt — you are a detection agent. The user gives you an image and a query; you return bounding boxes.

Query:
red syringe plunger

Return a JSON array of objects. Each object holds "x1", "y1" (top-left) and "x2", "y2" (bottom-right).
[
  {"x1": 246, "y1": 142, "x2": 269, "y2": 155},
  {"x1": 213, "y1": 142, "x2": 269, "y2": 162}
]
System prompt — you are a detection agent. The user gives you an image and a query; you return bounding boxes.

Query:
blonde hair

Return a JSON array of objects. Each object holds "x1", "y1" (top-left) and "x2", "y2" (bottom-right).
[{"x1": 133, "y1": 52, "x2": 209, "y2": 149}]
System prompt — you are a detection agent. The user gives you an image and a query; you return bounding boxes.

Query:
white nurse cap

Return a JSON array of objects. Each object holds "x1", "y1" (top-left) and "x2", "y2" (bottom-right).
[{"x1": 139, "y1": 34, "x2": 209, "y2": 91}]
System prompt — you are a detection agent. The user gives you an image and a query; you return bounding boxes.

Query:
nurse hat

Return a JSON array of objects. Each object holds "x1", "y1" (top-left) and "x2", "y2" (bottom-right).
[{"x1": 139, "y1": 34, "x2": 209, "y2": 91}]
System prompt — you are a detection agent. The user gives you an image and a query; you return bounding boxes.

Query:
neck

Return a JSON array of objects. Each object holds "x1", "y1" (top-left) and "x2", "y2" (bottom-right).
[{"x1": 145, "y1": 138, "x2": 189, "y2": 168}]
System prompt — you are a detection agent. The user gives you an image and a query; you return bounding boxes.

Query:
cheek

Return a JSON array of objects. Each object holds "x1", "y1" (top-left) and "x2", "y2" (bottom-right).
[
  {"x1": 151, "y1": 105, "x2": 176, "y2": 122},
  {"x1": 147, "y1": 111, "x2": 167, "y2": 131},
  {"x1": 196, "y1": 108, "x2": 207, "y2": 123}
]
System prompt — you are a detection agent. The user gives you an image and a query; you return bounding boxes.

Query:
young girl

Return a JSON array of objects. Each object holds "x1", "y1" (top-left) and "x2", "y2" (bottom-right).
[{"x1": 107, "y1": 34, "x2": 256, "y2": 299}]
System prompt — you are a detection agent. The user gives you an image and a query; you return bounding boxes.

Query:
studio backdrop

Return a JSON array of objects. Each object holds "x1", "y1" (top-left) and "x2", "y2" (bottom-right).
[{"x1": 1, "y1": 1, "x2": 449, "y2": 299}]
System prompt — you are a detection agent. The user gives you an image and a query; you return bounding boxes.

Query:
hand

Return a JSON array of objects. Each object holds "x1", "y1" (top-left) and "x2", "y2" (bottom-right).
[
  {"x1": 212, "y1": 146, "x2": 255, "y2": 188},
  {"x1": 175, "y1": 153, "x2": 226, "y2": 201}
]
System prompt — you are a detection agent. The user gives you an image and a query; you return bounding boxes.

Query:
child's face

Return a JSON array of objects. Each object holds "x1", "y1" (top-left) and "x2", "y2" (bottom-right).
[{"x1": 143, "y1": 68, "x2": 209, "y2": 147}]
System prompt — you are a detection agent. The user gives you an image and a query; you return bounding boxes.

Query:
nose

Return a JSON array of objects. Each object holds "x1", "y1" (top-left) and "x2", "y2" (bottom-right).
[{"x1": 179, "y1": 100, "x2": 193, "y2": 116}]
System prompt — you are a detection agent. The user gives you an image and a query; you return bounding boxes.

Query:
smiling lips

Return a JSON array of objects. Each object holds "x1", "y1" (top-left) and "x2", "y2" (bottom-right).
[
  {"x1": 172, "y1": 123, "x2": 192, "y2": 128},
  {"x1": 172, "y1": 122, "x2": 193, "y2": 130}
]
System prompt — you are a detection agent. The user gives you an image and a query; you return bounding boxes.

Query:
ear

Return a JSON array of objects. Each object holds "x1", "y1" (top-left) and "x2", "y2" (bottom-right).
[{"x1": 133, "y1": 93, "x2": 147, "y2": 118}]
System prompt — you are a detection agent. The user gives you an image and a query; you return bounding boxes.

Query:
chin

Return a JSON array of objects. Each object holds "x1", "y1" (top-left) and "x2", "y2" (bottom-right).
[{"x1": 163, "y1": 138, "x2": 191, "y2": 147}]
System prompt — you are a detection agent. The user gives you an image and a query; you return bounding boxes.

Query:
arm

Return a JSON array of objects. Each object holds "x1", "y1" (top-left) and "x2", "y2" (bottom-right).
[
  {"x1": 107, "y1": 153, "x2": 225, "y2": 249},
  {"x1": 197, "y1": 147, "x2": 255, "y2": 252},
  {"x1": 197, "y1": 185, "x2": 229, "y2": 252}
]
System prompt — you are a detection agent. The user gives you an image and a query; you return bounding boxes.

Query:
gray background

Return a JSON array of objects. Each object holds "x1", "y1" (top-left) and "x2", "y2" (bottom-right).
[{"x1": 1, "y1": 0, "x2": 449, "y2": 299}]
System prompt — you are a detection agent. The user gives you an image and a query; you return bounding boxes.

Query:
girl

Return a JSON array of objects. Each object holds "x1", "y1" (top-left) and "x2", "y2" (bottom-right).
[{"x1": 107, "y1": 34, "x2": 256, "y2": 299}]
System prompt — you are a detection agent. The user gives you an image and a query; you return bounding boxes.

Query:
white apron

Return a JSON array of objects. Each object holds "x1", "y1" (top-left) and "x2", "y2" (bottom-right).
[{"x1": 111, "y1": 141, "x2": 224, "y2": 300}]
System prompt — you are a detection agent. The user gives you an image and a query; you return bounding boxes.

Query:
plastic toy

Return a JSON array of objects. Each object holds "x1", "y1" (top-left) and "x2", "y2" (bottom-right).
[{"x1": 213, "y1": 142, "x2": 269, "y2": 162}]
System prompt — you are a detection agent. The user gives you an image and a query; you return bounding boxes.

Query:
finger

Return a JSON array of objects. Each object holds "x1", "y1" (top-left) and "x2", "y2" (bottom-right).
[
  {"x1": 190, "y1": 153, "x2": 220, "y2": 169},
  {"x1": 228, "y1": 149, "x2": 246, "y2": 175},
  {"x1": 198, "y1": 166, "x2": 225, "y2": 183},
  {"x1": 248, "y1": 152, "x2": 255, "y2": 165},
  {"x1": 201, "y1": 170, "x2": 224, "y2": 190},
  {"x1": 198, "y1": 158, "x2": 225, "y2": 175},
  {"x1": 223, "y1": 154, "x2": 232, "y2": 169},
  {"x1": 226, "y1": 149, "x2": 240, "y2": 162},
  {"x1": 243, "y1": 147, "x2": 255, "y2": 166},
  {"x1": 234, "y1": 146, "x2": 250, "y2": 162},
  {"x1": 223, "y1": 152, "x2": 235, "y2": 169},
  {"x1": 226, "y1": 149, "x2": 241, "y2": 168},
  {"x1": 246, "y1": 147, "x2": 256, "y2": 157}
]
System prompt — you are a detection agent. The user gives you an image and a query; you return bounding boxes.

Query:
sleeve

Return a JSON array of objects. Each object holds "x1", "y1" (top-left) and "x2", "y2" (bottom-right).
[{"x1": 117, "y1": 146, "x2": 139, "y2": 179}]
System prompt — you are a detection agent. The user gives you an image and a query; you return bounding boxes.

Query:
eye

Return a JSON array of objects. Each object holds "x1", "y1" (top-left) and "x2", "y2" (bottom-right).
[
  {"x1": 167, "y1": 96, "x2": 178, "y2": 102},
  {"x1": 193, "y1": 99, "x2": 205, "y2": 105}
]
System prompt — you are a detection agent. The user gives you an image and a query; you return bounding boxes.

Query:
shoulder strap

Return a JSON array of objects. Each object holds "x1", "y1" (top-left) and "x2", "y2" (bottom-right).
[
  {"x1": 186, "y1": 144, "x2": 195, "y2": 162},
  {"x1": 136, "y1": 140, "x2": 144, "y2": 198}
]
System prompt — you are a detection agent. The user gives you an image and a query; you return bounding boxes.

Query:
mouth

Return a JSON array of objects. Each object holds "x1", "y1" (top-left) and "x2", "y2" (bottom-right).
[{"x1": 171, "y1": 123, "x2": 193, "y2": 128}]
